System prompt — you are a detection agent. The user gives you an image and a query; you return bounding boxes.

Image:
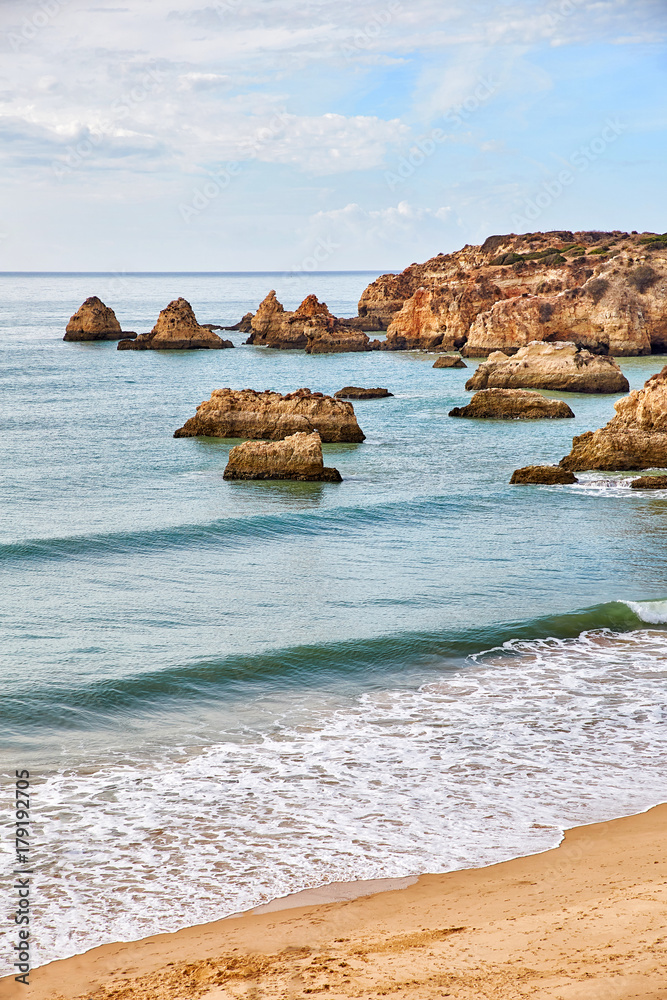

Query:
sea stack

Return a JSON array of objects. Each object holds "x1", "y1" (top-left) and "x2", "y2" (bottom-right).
[
  {"x1": 174, "y1": 388, "x2": 365, "y2": 443},
  {"x1": 223, "y1": 431, "x2": 342, "y2": 482},
  {"x1": 118, "y1": 298, "x2": 233, "y2": 350},
  {"x1": 449, "y1": 389, "x2": 574, "y2": 420},
  {"x1": 64, "y1": 296, "x2": 130, "y2": 341},
  {"x1": 465, "y1": 342, "x2": 629, "y2": 394},
  {"x1": 560, "y1": 365, "x2": 667, "y2": 470}
]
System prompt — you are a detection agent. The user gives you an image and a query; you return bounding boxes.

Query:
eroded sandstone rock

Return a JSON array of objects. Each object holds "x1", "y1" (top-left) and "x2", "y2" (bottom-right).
[
  {"x1": 560, "y1": 366, "x2": 667, "y2": 470},
  {"x1": 449, "y1": 389, "x2": 574, "y2": 420},
  {"x1": 357, "y1": 231, "x2": 667, "y2": 356},
  {"x1": 223, "y1": 431, "x2": 342, "y2": 482},
  {"x1": 245, "y1": 292, "x2": 378, "y2": 352},
  {"x1": 64, "y1": 296, "x2": 129, "y2": 341},
  {"x1": 174, "y1": 387, "x2": 365, "y2": 442},
  {"x1": 465, "y1": 342, "x2": 629, "y2": 394},
  {"x1": 334, "y1": 387, "x2": 393, "y2": 399},
  {"x1": 630, "y1": 475, "x2": 667, "y2": 489},
  {"x1": 510, "y1": 465, "x2": 578, "y2": 484},
  {"x1": 433, "y1": 355, "x2": 467, "y2": 368},
  {"x1": 118, "y1": 298, "x2": 233, "y2": 350}
]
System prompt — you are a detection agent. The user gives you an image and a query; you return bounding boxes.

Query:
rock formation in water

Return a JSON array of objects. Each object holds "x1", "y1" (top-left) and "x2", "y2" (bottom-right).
[
  {"x1": 449, "y1": 389, "x2": 574, "y2": 420},
  {"x1": 465, "y1": 342, "x2": 629, "y2": 394},
  {"x1": 64, "y1": 296, "x2": 131, "y2": 341},
  {"x1": 223, "y1": 430, "x2": 342, "y2": 482},
  {"x1": 174, "y1": 387, "x2": 365, "y2": 443},
  {"x1": 245, "y1": 292, "x2": 379, "y2": 353},
  {"x1": 510, "y1": 465, "x2": 578, "y2": 484},
  {"x1": 118, "y1": 298, "x2": 233, "y2": 351},
  {"x1": 433, "y1": 355, "x2": 467, "y2": 368},
  {"x1": 559, "y1": 366, "x2": 667, "y2": 471},
  {"x1": 356, "y1": 231, "x2": 667, "y2": 355},
  {"x1": 630, "y1": 475, "x2": 667, "y2": 489},
  {"x1": 222, "y1": 312, "x2": 253, "y2": 332},
  {"x1": 334, "y1": 387, "x2": 393, "y2": 399}
]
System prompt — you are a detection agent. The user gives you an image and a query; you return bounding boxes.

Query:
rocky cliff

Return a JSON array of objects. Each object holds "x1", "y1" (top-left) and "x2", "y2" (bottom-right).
[
  {"x1": 359, "y1": 231, "x2": 667, "y2": 356},
  {"x1": 64, "y1": 296, "x2": 129, "y2": 341},
  {"x1": 223, "y1": 431, "x2": 342, "y2": 482},
  {"x1": 118, "y1": 298, "x2": 233, "y2": 350},
  {"x1": 174, "y1": 387, "x2": 365, "y2": 443},
  {"x1": 560, "y1": 366, "x2": 667, "y2": 470}
]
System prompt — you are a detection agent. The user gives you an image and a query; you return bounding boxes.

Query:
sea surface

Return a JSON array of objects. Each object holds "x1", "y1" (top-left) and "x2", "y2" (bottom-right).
[{"x1": 1, "y1": 271, "x2": 666, "y2": 972}]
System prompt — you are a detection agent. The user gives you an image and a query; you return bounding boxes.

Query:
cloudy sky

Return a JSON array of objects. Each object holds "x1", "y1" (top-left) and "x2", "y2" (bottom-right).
[{"x1": 1, "y1": 0, "x2": 666, "y2": 270}]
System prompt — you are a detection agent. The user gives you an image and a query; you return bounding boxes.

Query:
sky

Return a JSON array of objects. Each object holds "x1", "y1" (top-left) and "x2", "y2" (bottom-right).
[{"x1": 0, "y1": 0, "x2": 666, "y2": 271}]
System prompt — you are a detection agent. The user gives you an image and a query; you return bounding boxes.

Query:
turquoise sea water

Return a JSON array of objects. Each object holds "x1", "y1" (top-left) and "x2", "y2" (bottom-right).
[{"x1": 1, "y1": 272, "x2": 667, "y2": 969}]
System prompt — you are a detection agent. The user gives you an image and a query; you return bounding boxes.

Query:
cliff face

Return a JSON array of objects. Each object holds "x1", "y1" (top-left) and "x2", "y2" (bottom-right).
[
  {"x1": 223, "y1": 430, "x2": 342, "y2": 482},
  {"x1": 560, "y1": 366, "x2": 667, "y2": 471},
  {"x1": 118, "y1": 298, "x2": 233, "y2": 350},
  {"x1": 358, "y1": 232, "x2": 667, "y2": 356},
  {"x1": 174, "y1": 387, "x2": 365, "y2": 443},
  {"x1": 64, "y1": 296, "x2": 125, "y2": 341}
]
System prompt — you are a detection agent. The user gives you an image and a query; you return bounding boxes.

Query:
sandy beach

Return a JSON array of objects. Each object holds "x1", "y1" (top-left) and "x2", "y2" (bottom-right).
[{"x1": 4, "y1": 804, "x2": 665, "y2": 1000}]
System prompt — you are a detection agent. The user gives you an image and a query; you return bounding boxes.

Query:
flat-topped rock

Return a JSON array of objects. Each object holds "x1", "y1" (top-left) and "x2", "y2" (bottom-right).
[
  {"x1": 334, "y1": 387, "x2": 393, "y2": 399},
  {"x1": 174, "y1": 387, "x2": 365, "y2": 443},
  {"x1": 449, "y1": 388, "x2": 574, "y2": 420},
  {"x1": 560, "y1": 365, "x2": 667, "y2": 471},
  {"x1": 465, "y1": 342, "x2": 629, "y2": 394},
  {"x1": 630, "y1": 475, "x2": 667, "y2": 489},
  {"x1": 433, "y1": 355, "x2": 467, "y2": 368},
  {"x1": 510, "y1": 465, "x2": 578, "y2": 484},
  {"x1": 223, "y1": 431, "x2": 342, "y2": 482},
  {"x1": 64, "y1": 296, "x2": 130, "y2": 341},
  {"x1": 118, "y1": 298, "x2": 233, "y2": 350}
]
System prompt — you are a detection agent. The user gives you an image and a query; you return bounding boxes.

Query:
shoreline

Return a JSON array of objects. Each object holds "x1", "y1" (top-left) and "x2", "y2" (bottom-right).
[{"x1": 5, "y1": 803, "x2": 666, "y2": 1000}]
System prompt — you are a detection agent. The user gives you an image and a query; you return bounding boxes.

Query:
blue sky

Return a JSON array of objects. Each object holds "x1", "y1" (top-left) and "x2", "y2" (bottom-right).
[{"x1": 0, "y1": 0, "x2": 665, "y2": 270}]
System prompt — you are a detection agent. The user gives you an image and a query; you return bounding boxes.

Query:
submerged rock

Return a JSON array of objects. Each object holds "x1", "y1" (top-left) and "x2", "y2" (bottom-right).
[
  {"x1": 334, "y1": 387, "x2": 393, "y2": 399},
  {"x1": 174, "y1": 387, "x2": 365, "y2": 443},
  {"x1": 510, "y1": 465, "x2": 578, "y2": 484},
  {"x1": 630, "y1": 475, "x2": 667, "y2": 489},
  {"x1": 118, "y1": 298, "x2": 233, "y2": 350},
  {"x1": 449, "y1": 388, "x2": 574, "y2": 420},
  {"x1": 64, "y1": 296, "x2": 130, "y2": 341},
  {"x1": 433, "y1": 355, "x2": 467, "y2": 368},
  {"x1": 465, "y1": 342, "x2": 629, "y2": 394},
  {"x1": 560, "y1": 365, "x2": 667, "y2": 471},
  {"x1": 223, "y1": 430, "x2": 342, "y2": 482}
]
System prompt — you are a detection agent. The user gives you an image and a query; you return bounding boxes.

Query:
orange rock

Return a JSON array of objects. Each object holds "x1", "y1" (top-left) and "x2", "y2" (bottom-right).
[
  {"x1": 118, "y1": 298, "x2": 233, "y2": 350},
  {"x1": 223, "y1": 431, "x2": 342, "y2": 481},
  {"x1": 64, "y1": 296, "x2": 127, "y2": 341}
]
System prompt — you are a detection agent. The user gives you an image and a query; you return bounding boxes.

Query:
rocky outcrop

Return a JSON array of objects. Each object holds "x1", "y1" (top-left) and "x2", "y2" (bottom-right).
[
  {"x1": 449, "y1": 389, "x2": 574, "y2": 420},
  {"x1": 174, "y1": 387, "x2": 365, "y2": 443},
  {"x1": 560, "y1": 366, "x2": 667, "y2": 471},
  {"x1": 334, "y1": 387, "x2": 393, "y2": 399},
  {"x1": 465, "y1": 342, "x2": 629, "y2": 394},
  {"x1": 357, "y1": 232, "x2": 667, "y2": 356},
  {"x1": 510, "y1": 466, "x2": 578, "y2": 485},
  {"x1": 64, "y1": 296, "x2": 131, "y2": 341},
  {"x1": 245, "y1": 292, "x2": 379, "y2": 353},
  {"x1": 630, "y1": 475, "x2": 667, "y2": 489},
  {"x1": 223, "y1": 431, "x2": 342, "y2": 482},
  {"x1": 118, "y1": 298, "x2": 233, "y2": 350},
  {"x1": 433, "y1": 355, "x2": 466, "y2": 368},
  {"x1": 222, "y1": 312, "x2": 253, "y2": 332}
]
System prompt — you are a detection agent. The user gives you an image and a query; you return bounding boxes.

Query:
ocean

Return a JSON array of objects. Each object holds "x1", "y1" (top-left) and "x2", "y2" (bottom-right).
[{"x1": 1, "y1": 271, "x2": 666, "y2": 972}]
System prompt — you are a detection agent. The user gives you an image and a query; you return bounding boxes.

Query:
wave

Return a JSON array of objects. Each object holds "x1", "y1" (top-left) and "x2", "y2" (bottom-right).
[
  {"x1": 4, "y1": 599, "x2": 663, "y2": 734},
  {"x1": 0, "y1": 496, "x2": 487, "y2": 565}
]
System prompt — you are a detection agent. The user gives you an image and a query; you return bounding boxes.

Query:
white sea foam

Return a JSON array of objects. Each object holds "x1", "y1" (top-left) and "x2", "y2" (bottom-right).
[
  {"x1": 5, "y1": 627, "x2": 667, "y2": 973},
  {"x1": 623, "y1": 599, "x2": 667, "y2": 624}
]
